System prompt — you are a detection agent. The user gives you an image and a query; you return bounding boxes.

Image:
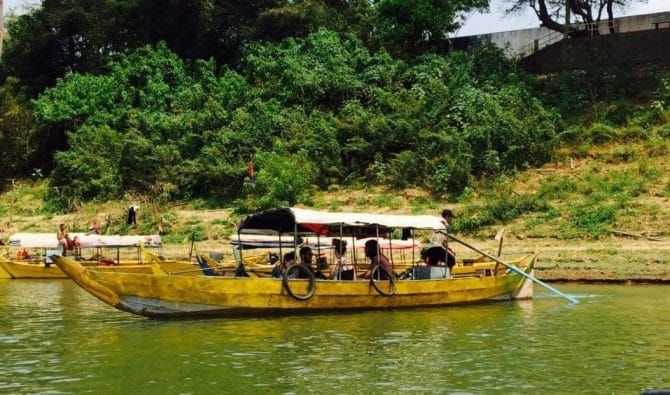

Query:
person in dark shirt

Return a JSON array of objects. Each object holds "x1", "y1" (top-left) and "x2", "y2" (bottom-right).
[
  {"x1": 359, "y1": 240, "x2": 393, "y2": 280},
  {"x1": 298, "y1": 246, "x2": 316, "y2": 279},
  {"x1": 272, "y1": 252, "x2": 296, "y2": 279}
]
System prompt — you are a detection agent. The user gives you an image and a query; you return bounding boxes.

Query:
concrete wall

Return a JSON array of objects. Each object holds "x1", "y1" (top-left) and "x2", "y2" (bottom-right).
[
  {"x1": 520, "y1": 28, "x2": 670, "y2": 73},
  {"x1": 453, "y1": 11, "x2": 670, "y2": 59}
]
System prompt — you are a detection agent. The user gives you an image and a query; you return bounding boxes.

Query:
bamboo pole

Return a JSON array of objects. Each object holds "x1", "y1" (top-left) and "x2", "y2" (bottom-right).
[{"x1": 443, "y1": 232, "x2": 579, "y2": 304}]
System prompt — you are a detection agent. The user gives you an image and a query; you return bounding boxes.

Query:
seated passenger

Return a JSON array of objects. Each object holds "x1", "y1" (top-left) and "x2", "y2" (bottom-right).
[
  {"x1": 422, "y1": 245, "x2": 455, "y2": 270},
  {"x1": 272, "y1": 252, "x2": 295, "y2": 278},
  {"x1": 330, "y1": 239, "x2": 355, "y2": 280},
  {"x1": 298, "y1": 246, "x2": 317, "y2": 279},
  {"x1": 359, "y1": 240, "x2": 393, "y2": 280},
  {"x1": 16, "y1": 248, "x2": 30, "y2": 260},
  {"x1": 421, "y1": 245, "x2": 455, "y2": 278}
]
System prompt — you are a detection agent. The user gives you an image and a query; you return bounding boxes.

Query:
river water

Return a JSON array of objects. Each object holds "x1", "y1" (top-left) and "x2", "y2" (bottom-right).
[{"x1": 0, "y1": 280, "x2": 668, "y2": 394}]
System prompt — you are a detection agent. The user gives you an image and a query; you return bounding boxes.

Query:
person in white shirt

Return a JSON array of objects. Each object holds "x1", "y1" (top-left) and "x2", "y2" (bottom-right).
[{"x1": 431, "y1": 209, "x2": 456, "y2": 267}]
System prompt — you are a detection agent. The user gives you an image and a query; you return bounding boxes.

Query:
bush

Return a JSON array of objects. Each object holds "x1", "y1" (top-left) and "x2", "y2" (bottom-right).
[
  {"x1": 559, "y1": 126, "x2": 586, "y2": 144},
  {"x1": 32, "y1": 32, "x2": 560, "y2": 207},
  {"x1": 631, "y1": 102, "x2": 665, "y2": 129},
  {"x1": 452, "y1": 194, "x2": 549, "y2": 233},
  {"x1": 566, "y1": 203, "x2": 619, "y2": 237},
  {"x1": 539, "y1": 175, "x2": 579, "y2": 200},
  {"x1": 371, "y1": 194, "x2": 402, "y2": 209},
  {"x1": 237, "y1": 151, "x2": 315, "y2": 212},
  {"x1": 662, "y1": 182, "x2": 670, "y2": 198},
  {"x1": 600, "y1": 101, "x2": 634, "y2": 126},
  {"x1": 657, "y1": 123, "x2": 670, "y2": 139},
  {"x1": 587, "y1": 123, "x2": 619, "y2": 144},
  {"x1": 609, "y1": 146, "x2": 637, "y2": 164}
]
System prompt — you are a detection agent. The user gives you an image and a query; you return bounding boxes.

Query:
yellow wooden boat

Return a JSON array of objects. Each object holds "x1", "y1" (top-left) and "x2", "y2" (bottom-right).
[
  {"x1": 51, "y1": 207, "x2": 585, "y2": 318},
  {"x1": 0, "y1": 256, "x2": 15, "y2": 279},
  {"x1": 1, "y1": 233, "x2": 196, "y2": 279},
  {"x1": 0, "y1": 255, "x2": 201, "y2": 278},
  {"x1": 54, "y1": 252, "x2": 537, "y2": 318},
  {"x1": 0, "y1": 255, "x2": 69, "y2": 279}
]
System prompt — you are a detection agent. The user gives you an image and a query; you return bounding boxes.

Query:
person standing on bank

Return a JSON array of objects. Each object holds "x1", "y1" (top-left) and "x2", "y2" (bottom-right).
[
  {"x1": 247, "y1": 153, "x2": 255, "y2": 189},
  {"x1": 127, "y1": 205, "x2": 139, "y2": 227}
]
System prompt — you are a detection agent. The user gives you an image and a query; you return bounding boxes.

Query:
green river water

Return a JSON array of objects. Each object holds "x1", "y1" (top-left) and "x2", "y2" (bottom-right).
[{"x1": 0, "y1": 280, "x2": 668, "y2": 394}]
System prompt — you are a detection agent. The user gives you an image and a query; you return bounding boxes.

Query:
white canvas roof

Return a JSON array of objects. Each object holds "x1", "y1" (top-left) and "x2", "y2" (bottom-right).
[
  {"x1": 289, "y1": 208, "x2": 445, "y2": 229},
  {"x1": 238, "y1": 207, "x2": 446, "y2": 235}
]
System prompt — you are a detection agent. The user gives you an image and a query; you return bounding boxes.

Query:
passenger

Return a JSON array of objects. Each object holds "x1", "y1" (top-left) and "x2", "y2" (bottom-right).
[
  {"x1": 71, "y1": 236, "x2": 83, "y2": 260},
  {"x1": 16, "y1": 248, "x2": 30, "y2": 260},
  {"x1": 359, "y1": 240, "x2": 393, "y2": 280},
  {"x1": 422, "y1": 245, "x2": 455, "y2": 278},
  {"x1": 330, "y1": 239, "x2": 355, "y2": 280},
  {"x1": 89, "y1": 220, "x2": 101, "y2": 234},
  {"x1": 56, "y1": 223, "x2": 73, "y2": 256},
  {"x1": 272, "y1": 252, "x2": 295, "y2": 278},
  {"x1": 298, "y1": 246, "x2": 317, "y2": 279},
  {"x1": 431, "y1": 208, "x2": 456, "y2": 267}
]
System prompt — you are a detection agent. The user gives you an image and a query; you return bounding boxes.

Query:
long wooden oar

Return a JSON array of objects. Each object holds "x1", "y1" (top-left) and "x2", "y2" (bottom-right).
[{"x1": 444, "y1": 233, "x2": 579, "y2": 304}]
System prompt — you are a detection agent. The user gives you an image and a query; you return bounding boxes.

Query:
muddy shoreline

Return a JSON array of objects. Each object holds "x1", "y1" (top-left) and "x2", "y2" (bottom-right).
[
  {"x1": 535, "y1": 273, "x2": 670, "y2": 284},
  {"x1": 461, "y1": 236, "x2": 670, "y2": 284},
  {"x1": 503, "y1": 237, "x2": 670, "y2": 284}
]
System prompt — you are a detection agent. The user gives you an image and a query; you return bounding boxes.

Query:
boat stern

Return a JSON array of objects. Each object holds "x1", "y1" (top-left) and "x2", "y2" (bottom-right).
[{"x1": 512, "y1": 253, "x2": 537, "y2": 300}]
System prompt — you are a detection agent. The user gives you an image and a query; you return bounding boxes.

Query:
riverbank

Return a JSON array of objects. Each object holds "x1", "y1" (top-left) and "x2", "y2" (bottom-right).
[
  {"x1": 2, "y1": 177, "x2": 669, "y2": 283},
  {"x1": 477, "y1": 237, "x2": 670, "y2": 283},
  {"x1": 2, "y1": 204, "x2": 670, "y2": 283}
]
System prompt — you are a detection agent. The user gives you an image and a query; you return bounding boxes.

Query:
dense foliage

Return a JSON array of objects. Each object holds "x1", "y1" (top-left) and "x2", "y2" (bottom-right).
[
  {"x1": 32, "y1": 31, "x2": 560, "y2": 210},
  {"x1": 4, "y1": 0, "x2": 460, "y2": 97},
  {"x1": 0, "y1": 79, "x2": 40, "y2": 180},
  {"x1": 3, "y1": 0, "x2": 666, "y2": 219}
]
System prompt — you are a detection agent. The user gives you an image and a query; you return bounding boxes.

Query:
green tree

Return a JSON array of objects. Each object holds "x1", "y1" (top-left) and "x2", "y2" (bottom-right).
[
  {"x1": 2, "y1": 0, "x2": 285, "y2": 96},
  {"x1": 373, "y1": 0, "x2": 488, "y2": 59},
  {"x1": 0, "y1": 78, "x2": 39, "y2": 180},
  {"x1": 33, "y1": 31, "x2": 560, "y2": 207},
  {"x1": 504, "y1": 0, "x2": 645, "y2": 36},
  {"x1": 35, "y1": 43, "x2": 258, "y2": 206}
]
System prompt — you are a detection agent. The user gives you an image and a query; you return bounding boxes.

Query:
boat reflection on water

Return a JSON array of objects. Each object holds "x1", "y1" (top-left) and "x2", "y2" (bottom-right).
[{"x1": 0, "y1": 281, "x2": 668, "y2": 393}]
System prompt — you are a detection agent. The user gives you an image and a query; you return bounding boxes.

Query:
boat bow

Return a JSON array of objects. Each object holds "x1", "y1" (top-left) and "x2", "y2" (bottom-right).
[{"x1": 53, "y1": 255, "x2": 127, "y2": 311}]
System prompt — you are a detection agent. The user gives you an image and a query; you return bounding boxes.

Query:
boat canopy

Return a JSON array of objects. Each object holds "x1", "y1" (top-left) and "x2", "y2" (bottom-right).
[
  {"x1": 229, "y1": 234, "x2": 305, "y2": 249},
  {"x1": 230, "y1": 233, "x2": 419, "y2": 250},
  {"x1": 8, "y1": 233, "x2": 162, "y2": 249},
  {"x1": 237, "y1": 207, "x2": 446, "y2": 236}
]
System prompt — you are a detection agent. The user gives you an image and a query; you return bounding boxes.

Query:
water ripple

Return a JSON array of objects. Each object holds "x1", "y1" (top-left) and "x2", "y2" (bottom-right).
[{"x1": 1, "y1": 282, "x2": 669, "y2": 393}]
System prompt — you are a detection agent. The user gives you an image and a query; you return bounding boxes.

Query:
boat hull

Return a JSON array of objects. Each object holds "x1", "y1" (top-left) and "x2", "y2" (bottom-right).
[
  {"x1": 0, "y1": 262, "x2": 13, "y2": 279},
  {"x1": 0, "y1": 259, "x2": 200, "y2": 279},
  {"x1": 54, "y1": 254, "x2": 536, "y2": 318},
  {"x1": 0, "y1": 259, "x2": 68, "y2": 279}
]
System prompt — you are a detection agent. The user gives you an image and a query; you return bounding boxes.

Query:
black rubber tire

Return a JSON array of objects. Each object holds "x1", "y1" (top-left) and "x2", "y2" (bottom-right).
[
  {"x1": 370, "y1": 265, "x2": 396, "y2": 296},
  {"x1": 283, "y1": 264, "x2": 316, "y2": 300}
]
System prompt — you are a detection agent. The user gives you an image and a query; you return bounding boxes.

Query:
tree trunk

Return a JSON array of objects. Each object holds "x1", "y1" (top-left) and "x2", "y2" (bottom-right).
[
  {"x1": 0, "y1": 0, "x2": 3, "y2": 56},
  {"x1": 534, "y1": 0, "x2": 599, "y2": 37},
  {"x1": 607, "y1": 0, "x2": 616, "y2": 34},
  {"x1": 536, "y1": 0, "x2": 566, "y2": 32}
]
